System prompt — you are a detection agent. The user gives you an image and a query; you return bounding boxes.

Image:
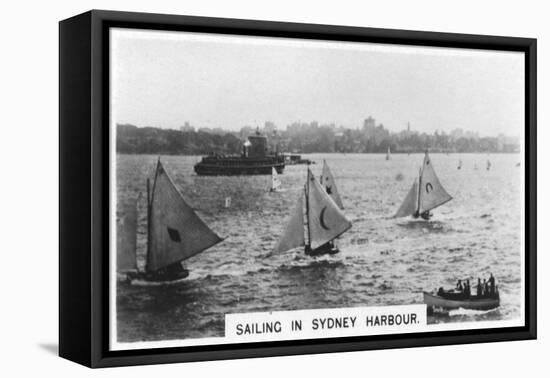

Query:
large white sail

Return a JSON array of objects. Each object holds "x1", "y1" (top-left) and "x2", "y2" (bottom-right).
[
  {"x1": 307, "y1": 169, "x2": 351, "y2": 250},
  {"x1": 271, "y1": 166, "x2": 282, "y2": 191},
  {"x1": 320, "y1": 160, "x2": 344, "y2": 209},
  {"x1": 147, "y1": 161, "x2": 223, "y2": 272},
  {"x1": 418, "y1": 152, "x2": 452, "y2": 213},
  {"x1": 393, "y1": 179, "x2": 419, "y2": 218},
  {"x1": 272, "y1": 193, "x2": 305, "y2": 254},
  {"x1": 117, "y1": 198, "x2": 138, "y2": 272}
]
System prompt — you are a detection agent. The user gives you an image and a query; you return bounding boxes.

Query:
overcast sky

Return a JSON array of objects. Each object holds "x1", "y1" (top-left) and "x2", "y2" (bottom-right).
[{"x1": 111, "y1": 28, "x2": 524, "y2": 137}]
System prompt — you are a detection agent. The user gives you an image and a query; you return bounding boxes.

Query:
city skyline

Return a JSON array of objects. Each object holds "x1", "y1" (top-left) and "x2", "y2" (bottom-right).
[{"x1": 111, "y1": 28, "x2": 525, "y2": 138}]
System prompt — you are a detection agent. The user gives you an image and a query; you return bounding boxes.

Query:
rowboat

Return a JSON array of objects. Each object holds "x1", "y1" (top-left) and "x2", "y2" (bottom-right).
[{"x1": 423, "y1": 291, "x2": 500, "y2": 311}]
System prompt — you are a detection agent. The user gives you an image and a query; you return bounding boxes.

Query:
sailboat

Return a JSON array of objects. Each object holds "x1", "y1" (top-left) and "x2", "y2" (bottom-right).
[
  {"x1": 486, "y1": 160, "x2": 491, "y2": 171},
  {"x1": 393, "y1": 152, "x2": 452, "y2": 220},
  {"x1": 386, "y1": 146, "x2": 391, "y2": 161},
  {"x1": 119, "y1": 159, "x2": 223, "y2": 282},
  {"x1": 319, "y1": 160, "x2": 344, "y2": 209},
  {"x1": 457, "y1": 159, "x2": 462, "y2": 170},
  {"x1": 270, "y1": 166, "x2": 282, "y2": 192},
  {"x1": 273, "y1": 168, "x2": 352, "y2": 256}
]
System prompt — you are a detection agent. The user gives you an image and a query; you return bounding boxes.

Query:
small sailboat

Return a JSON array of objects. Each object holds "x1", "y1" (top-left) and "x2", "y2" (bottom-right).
[
  {"x1": 386, "y1": 146, "x2": 391, "y2": 161},
  {"x1": 319, "y1": 160, "x2": 344, "y2": 209},
  {"x1": 393, "y1": 152, "x2": 452, "y2": 220},
  {"x1": 119, "y1": 159, "x2": 223, "y2": 282},
  {"x1": 270, "y1": 166, "x2": 282, "y2": 192},
  {"x1": 457, "y1": 159, "x2": 462, "y2": 170},
  {"x1": 486, "y1": 160, "x2": 491, "y2": 171},
  {"x1": 273, "y1": 168, "x2": 352, "y2": 256}
]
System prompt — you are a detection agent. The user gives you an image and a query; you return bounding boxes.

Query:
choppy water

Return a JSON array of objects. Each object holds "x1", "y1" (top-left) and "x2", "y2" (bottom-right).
[{"x1": 116, "y1": 153, "x2": 523, "y2": 343}]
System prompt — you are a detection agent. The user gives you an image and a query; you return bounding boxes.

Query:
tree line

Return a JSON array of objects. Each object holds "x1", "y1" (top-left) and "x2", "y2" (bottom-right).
[{"x1": 116, "y1": 121, "x2": 519, "y2": 155}]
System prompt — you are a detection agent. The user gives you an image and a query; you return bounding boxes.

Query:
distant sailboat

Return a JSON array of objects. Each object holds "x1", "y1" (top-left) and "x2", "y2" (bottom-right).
[
  {"x1": 457, "y1": 159, "x2": 462, "y2": 170},
  {"x1": 393, "y1": 152, "x2": 452, "y2": 220},
  {"x1": 386, "y1": 146, "x2": 391, "y2": 161},
  {"x1": 486, "y1": 160, "x2": 491, "y2": 171},
  {"x1": 119, "y1": 159, "x2": 223, "y2": 282},
  {"x1": 270, "y1": 166, "x2": 282, "y2": 192},
  {"x1": 319, "y1": 160, "x2": 344, "y2": 209},
  {"x1": 273, "y1": 168, "x2": 352, "y2": 256}
]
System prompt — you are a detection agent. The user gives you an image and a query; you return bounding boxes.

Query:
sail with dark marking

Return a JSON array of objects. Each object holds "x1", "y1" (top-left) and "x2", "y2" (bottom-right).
[
  {"x1": 320, "y1": 160, "x2": 344, "y2": 209},
  {"x1": 418, "y1": 153, "x2": 452, "y2": 213},
  {"x1": 117, "y1": 197, "x2": 138, "y2": 272},
  {"x1": 147, "y1": 160, "x2": 222, "y2": 272},
  {"x1": 307, "y1": 169, "x2": 351, "y2": 250},
  {"x1": 394, "y1": 152, "x2": 452, "y2": 218}
]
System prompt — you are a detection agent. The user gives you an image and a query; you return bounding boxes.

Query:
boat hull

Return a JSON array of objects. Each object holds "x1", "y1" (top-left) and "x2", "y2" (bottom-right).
[
  {"x1": 305, "y1": 242, "x2": 339, "y2": 257},
  {"x1": 194, "y1": 160, "x2": 285, "y2": 176},
  {"x1": 125, "y1": 267, "x2": 190, "y2": 283},
  {"x1": 423, "y1": 292, "x2": 500, "y2": 311}
]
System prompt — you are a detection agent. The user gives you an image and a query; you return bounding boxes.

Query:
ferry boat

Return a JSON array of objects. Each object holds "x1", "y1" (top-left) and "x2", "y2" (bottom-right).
[{"x1": 194, "y1": 130, "x2": 285, "y2": 175}]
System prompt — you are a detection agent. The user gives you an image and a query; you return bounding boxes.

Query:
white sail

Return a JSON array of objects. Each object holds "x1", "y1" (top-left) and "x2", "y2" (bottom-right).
[
  {"x1": 386, "y1": 146, "x2": 391, "y2": 160},
  {"x1": 271, "y1": 167, "x2": 282, "y2": 191},
  {"x1": 272, "y1": 193, "x2": 305, "y2": 253},
  {"x1": 418, "y1": 152, "x2": 452, "y2": 213},
  {"x1": 320, "y1": 160, "x2": 344, "y2": 209},
  {"x1": 307, "y1": 169, "x2": 351, "y2": 250},
  {"x1": 393, "y1": 179, "x2": 419, "y2": 218},
  {"x1": 147, "y1": 160, "x2": 222, "y2": 272},
  {"x1": 116, "y1": 198, "x2": 138, "y2": 272}
]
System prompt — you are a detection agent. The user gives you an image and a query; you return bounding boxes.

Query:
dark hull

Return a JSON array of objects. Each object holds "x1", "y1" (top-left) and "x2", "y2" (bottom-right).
[
  {"x1": 423, "y1": 292, "x2": 500, "y2": 311},
  {"x1": 305, "y1": 242, "x2": 339, "y2": 257},
  {"x1": 194, "y1": 161, "x2": 285, "y2": 176},
  {"x1": 124, "y1": 265, "x2": 190, "y2": 283}
]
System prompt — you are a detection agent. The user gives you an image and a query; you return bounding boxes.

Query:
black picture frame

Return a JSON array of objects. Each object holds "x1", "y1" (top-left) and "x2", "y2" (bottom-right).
[{"x1": 59, "y1": 9, "x2": 537, "y2": 368}]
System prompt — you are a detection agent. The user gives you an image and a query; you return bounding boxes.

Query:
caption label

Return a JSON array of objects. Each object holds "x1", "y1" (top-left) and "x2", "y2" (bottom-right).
[{"x1": 225, "y1": 304, "x2": 427, "y2": 342}]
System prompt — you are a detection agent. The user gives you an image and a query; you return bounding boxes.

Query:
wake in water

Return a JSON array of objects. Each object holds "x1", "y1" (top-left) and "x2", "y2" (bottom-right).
[{"x1": 449, "y1": 307, "x2": 500, "y2": 317}]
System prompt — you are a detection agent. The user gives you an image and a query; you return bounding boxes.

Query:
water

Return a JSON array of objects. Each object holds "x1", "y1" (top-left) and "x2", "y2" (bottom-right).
[{"x1": 116, "y1": 153, "x2": 523, "y2": 343}]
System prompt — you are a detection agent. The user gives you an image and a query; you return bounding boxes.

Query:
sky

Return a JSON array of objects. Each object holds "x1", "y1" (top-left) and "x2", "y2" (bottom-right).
[{"x1": 110, "y1": 28, "x2": 525, "y2": 137}]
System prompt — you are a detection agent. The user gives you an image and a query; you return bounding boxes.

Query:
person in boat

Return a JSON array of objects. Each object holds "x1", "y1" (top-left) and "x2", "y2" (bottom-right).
[
  {"x1": 420, "y1": 210, "x2": 432, "y2": 220},
  {"x1": 455, "y1": 279, "x2": 463, "y2": 293},
  {"x1": 465, "y1": 279, "x2": 471, "y2": 298},
  {"x1": 488, "y1": 273, "x2": 496, "y2": 296},
  {"x1": 413, "y1": 210, "x2": 432, "y2": 220},
  {"x1": 482, "y1": 278, "x2": 488, "y2": 297}
]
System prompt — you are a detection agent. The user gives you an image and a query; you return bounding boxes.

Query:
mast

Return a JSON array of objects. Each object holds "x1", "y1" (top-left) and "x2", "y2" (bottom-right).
[
  {"x1": 146, "y1": 177, "x2": 151, "y2": 272},
  {"x1": 416, "y1": 166, "x2": 422, "y2": 214},
  {"x1": 305, "y1": 181, "x2": 311, "y2": 248}
]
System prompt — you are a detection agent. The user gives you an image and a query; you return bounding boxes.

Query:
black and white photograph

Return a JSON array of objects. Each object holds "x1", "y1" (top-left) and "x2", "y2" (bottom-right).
[{"x1": 109, "y1": 26, "x2": 527, "y2": 350}]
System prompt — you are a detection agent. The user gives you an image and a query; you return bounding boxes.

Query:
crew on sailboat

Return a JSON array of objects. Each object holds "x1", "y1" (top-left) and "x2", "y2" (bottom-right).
[
  {"x1": 118, "y1": 159, "x2": 223, "y2": 282},
  {"x1": 273, "y1": 168, "x2": 351, "y2": 257},
  {"x1": 393, "y1": 151, "x2": 452, "y2": 220}
]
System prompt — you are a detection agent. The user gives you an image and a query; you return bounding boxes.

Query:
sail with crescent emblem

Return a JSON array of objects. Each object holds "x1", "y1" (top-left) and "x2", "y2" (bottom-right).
[
  {"x1": 307, "y1": 169, "x2": 352, "y2": 250},
  {"x1": 393, "y1": 179, "x2": 419, "y2": 218},
  {"x1": 320, "y1": 160, "x2": 344, "y2": 209},
  {"x1": 271, "y1": 167, "x2": 282, "y2": 191},
  {"x1": 147, "y1": 160, "x2": 223, "y2": 272},
  {"x1": 418, "y1": 152, "x2": 452, "y2": 213},
  {"x1": 117, "y1": 197, "x2": 138, "y2": 272},
  {"x1": 272, "y1": 193, "x2": 305, "y2": 254}
]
